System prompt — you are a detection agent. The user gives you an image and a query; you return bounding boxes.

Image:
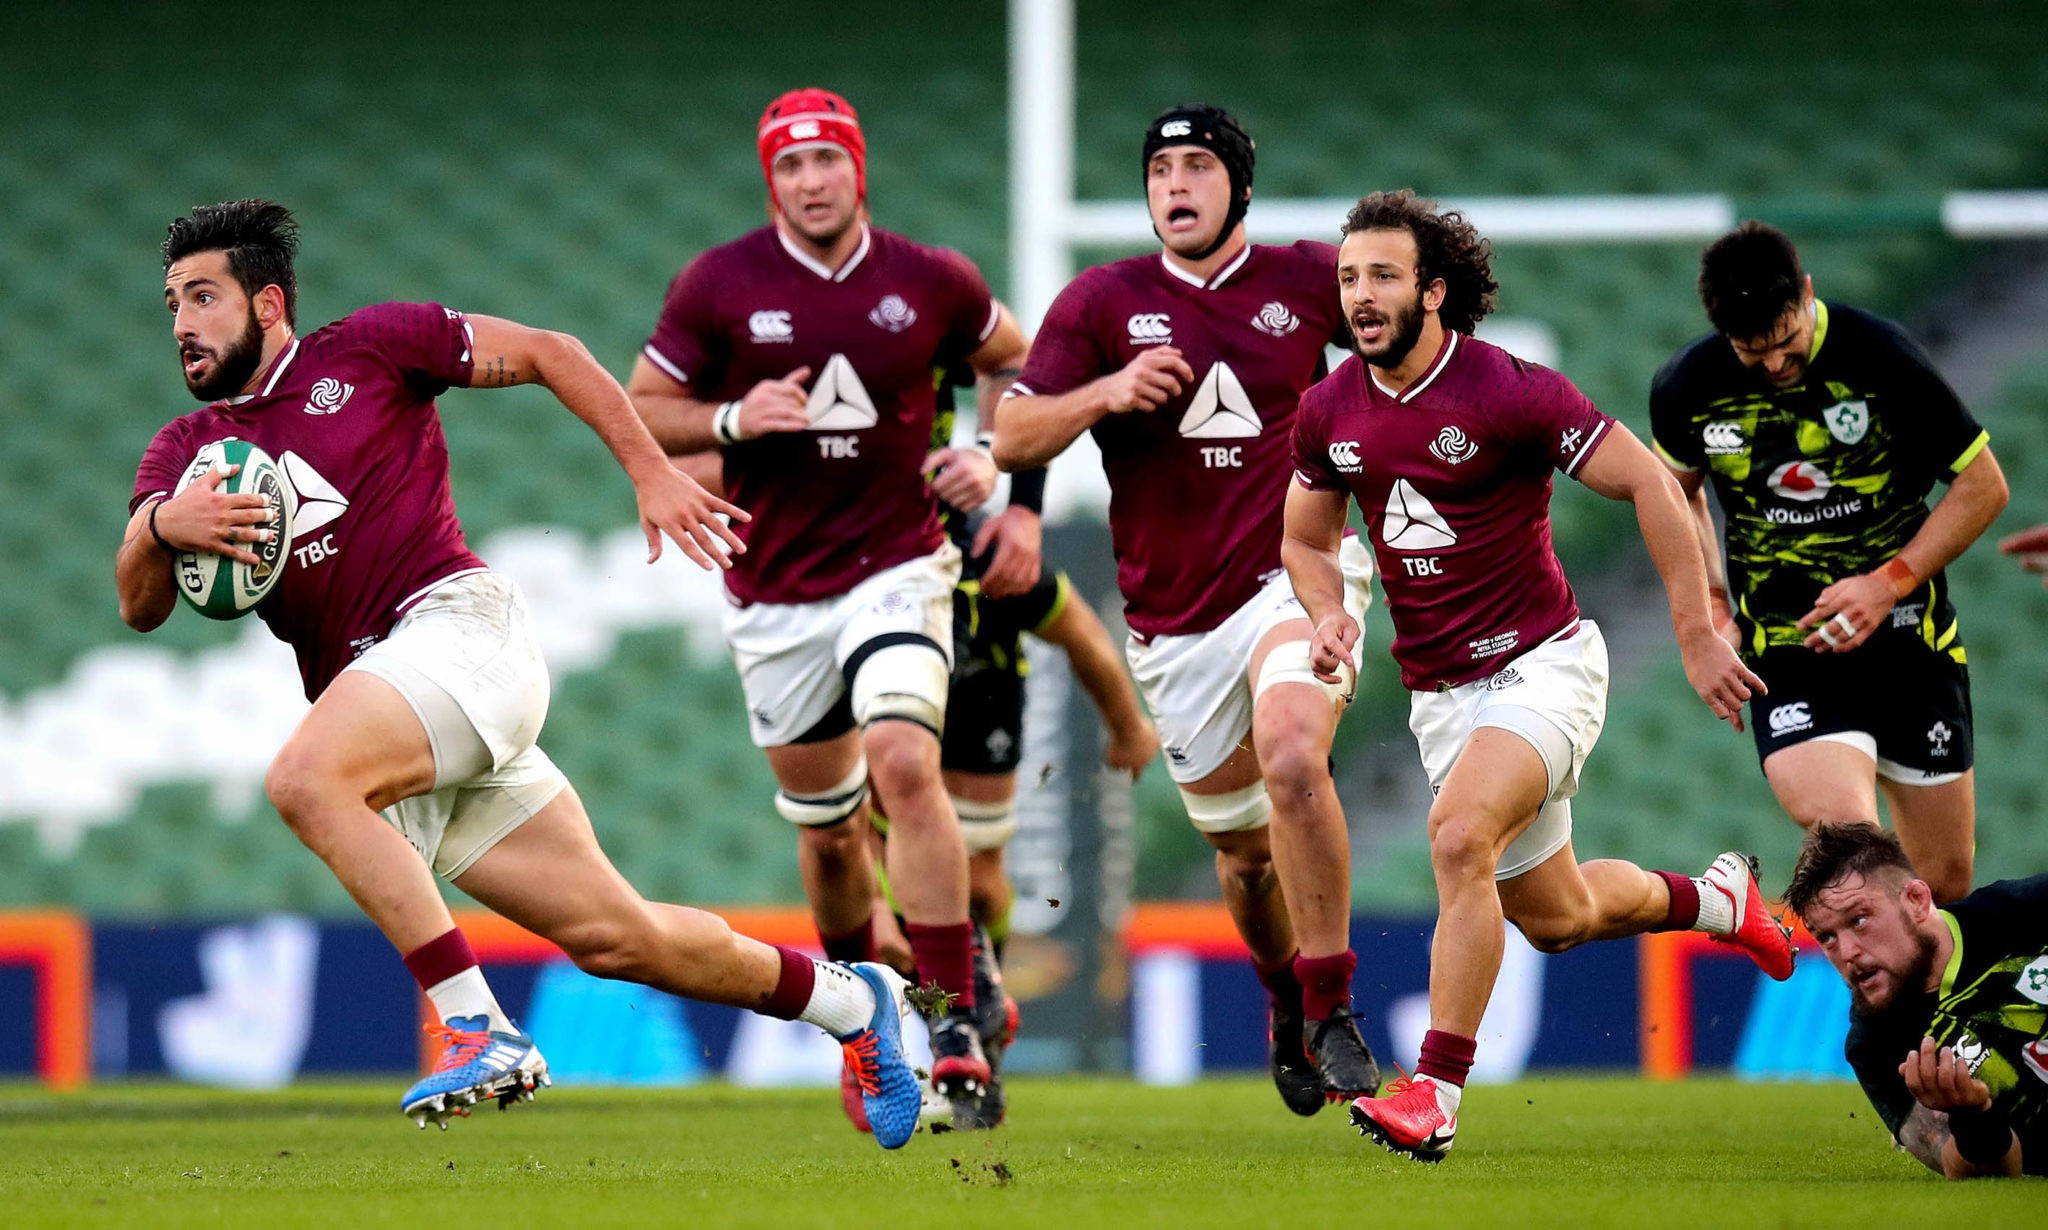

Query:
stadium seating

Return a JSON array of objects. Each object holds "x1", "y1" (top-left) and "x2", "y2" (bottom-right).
[{"x1": 4, "y1": 0, "x2": 2045, "y2": 912}]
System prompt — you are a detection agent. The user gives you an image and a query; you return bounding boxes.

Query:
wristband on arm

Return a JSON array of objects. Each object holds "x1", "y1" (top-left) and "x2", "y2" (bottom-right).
[
  {"x1": 712, "y1": 401, "x2": 745, "y2": 446},
  {"x1": 1947, "y1": 1106, "x2": 2013, "y2": 1167},
  {"x1": 1007, "y1": 466, "x2": 1047, "y2": 514},
  {"x1": 147, "y1": 499, "x2": 174, "y2": 553}
]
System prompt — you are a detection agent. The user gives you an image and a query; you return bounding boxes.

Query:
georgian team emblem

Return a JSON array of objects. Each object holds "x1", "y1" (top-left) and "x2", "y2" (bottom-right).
[
  {"x1": 1822, "y1": 399, "x2": 1870, "y2": 445},
  {"x1": 867, "y1": 294, "x2": 917, "y2": 333},
  {"x1": 302, "y1": 377, "x2": 354, "y2": 416},
  {"x1": 1251, "y1": 301, "x2": 1299, "y2": 337},
  {"x1": 1767, "y1": 460, "x2": 1833, "y2": 503},
  {"x1": 1429, "y1": 426, "x2": 1478, "y2": 465}
]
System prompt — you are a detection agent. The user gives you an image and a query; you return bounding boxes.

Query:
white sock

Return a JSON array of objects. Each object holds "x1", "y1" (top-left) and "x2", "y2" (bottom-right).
[
  {"x1": 425, "y1": 966, "x2": 516, "y2": 1034},
  {"x1": 1434, "y1": 1078, "x2": 1464, "y2": 1119},
  {"x1": 1692, "y1": 877, "x2": 1736, "y2": 934},
  {"x1": 800, "y1": 960, "x2": 880, "y2": 1038}
]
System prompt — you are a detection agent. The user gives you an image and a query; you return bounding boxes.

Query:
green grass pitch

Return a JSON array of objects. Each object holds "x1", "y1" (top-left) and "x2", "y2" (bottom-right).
[{"x1": 2, "y1": 1077, "x2": 2040, "y2": 1228}]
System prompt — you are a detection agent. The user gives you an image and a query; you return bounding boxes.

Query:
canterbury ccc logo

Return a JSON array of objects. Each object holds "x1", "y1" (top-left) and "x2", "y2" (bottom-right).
[
  {"x1": 789, "y1": 119, "x2": 822, "y2": 139},
  {"x1": 749, "y1": 310, "x2": 794, "y2": 342},
  {"x1": 1703, "y1": 422, "x2": 1744, "y2": 454},
  {"x1": 1127, "y1": 313, "x2": 1173, "y2": 342},
  {"x1": 1159, "y1": 119, "x2": 1193, "y2": 138},
  {"x1": 1328, "y1": 440, "x2": 1362, "y2": 471}
]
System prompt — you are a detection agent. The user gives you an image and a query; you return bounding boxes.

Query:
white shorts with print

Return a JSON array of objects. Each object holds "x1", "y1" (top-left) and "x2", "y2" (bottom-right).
[
  {"x1": 724, "y1": 544, "x2": 962, "y2": 748},
  {"x1": 1407, "y1": 621, "x2": 1609, "y2": 880},
  {"x1": 341, "y1": 571, "x2": 567, "y2": 879},
  {"x1": 1127, "y1": 537, "x2": 1375, "y2": 786}
]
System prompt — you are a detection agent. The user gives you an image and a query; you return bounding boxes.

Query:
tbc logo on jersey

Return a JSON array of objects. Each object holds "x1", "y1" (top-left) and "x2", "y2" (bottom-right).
[
  {"x1": 1127, "y1": 313, "x2": 1173, "y2": 344},
  {"x1": 1702, "y1": 422, "x2": 1745, "y2": 455},
  {"x1": 749, "y1": 310, "x2": 794, "y2": 343},
  {"x1": 1429, "y1": 426, "x2": 1478, "y2": 465},
  {"x1": 2016, "y1": 957, "x2": 2048, "y2": 1006},
  {"x1": 1767, "y1": 460, "x2": 1833, "y2": 503},
  {"x1": 1382, "y1": 479, "x2": 1458, "y2": 551},
  {"x1": 1928, "y1": 721, "x2": 1952, "y2": 756},
  {"x1": 1328, "y1": 440, "x2": 1362, "y2": 473},
  {"x1": 1159, "y1": 119, "x2": 1193, "y2": 138},
  {"x1": 1178, "y1": 362, "x2": 1261, "y2": 439},
  {"x1": 803, "y1": 354, "x2": 880, "y2": 432},
  {"x1": 1251, "y1": 301, "x2": 1299, "y2": 337},
  {"x1": 302, "y1": 377, "x2": 354, "y2": 416},
  {"x1": 1768, "y1": 702, "x2": 1813, "y2": 735},
  {"x1": 868, "y1": 295, "x2": 917, "y2": 333},
  {"x1": 1822, "y1": 399, "x2": 1870, "y2": 446},
  {"x1": 279, "y1": 451, "x2": 350, "y2": 537}
]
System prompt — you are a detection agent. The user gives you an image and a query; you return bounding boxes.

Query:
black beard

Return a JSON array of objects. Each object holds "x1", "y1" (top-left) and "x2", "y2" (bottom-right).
[
  {"x1": 1360, "y1": 294, "x2": 1427, "y2": 369},
  {"x1": 183, "y1": 308, "x2": 265, "y2": 401}
]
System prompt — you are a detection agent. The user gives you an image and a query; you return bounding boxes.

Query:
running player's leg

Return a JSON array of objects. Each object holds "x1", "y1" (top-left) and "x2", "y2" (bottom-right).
[
  {"x1": 1763, "y1": 738, "x2": 1882, "y2": 827},
  {"x1": 1878, "y1": 772, "x2": 1974, "y2": 904},
  {"x1": 945, "y1": 768, "x2": 1019, "y2": 938},
  {"x1": 764, "y1": 730, "x2": 881, "y2": 963}
]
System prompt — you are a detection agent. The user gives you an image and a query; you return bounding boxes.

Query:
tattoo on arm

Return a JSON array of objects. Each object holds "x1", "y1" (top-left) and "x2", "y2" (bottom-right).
[
  {"x1": 1897, "y1": 1105, "x2": 1951, "y2": 1174},
  {"x1": 475, "y1": 356, "x2": 520, "y2": 388}
]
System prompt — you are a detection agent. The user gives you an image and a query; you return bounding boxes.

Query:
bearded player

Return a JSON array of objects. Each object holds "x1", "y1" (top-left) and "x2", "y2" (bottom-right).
[
  {"x1": 1285, "y1": 191, "x2": 1798, "y2": 1163},
  {"x1": 118, "y1": 200, "x2": 928, "y2": 1146},
  {"x1": 626, "y1": 89, "x2": 1030, "y2": 1118},
  {"x1": 995, "y1": 104, "x2": 1381, "y2": 1112}
]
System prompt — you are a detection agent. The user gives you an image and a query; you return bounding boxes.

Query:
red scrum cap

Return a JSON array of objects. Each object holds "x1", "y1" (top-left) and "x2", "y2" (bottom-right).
[{"x1": 758, "y1": 88, "x2": 866, "y2": 206}]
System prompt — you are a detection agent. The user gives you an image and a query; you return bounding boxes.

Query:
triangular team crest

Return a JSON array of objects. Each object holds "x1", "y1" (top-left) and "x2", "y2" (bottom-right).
[
  {"x1": 1177, "y1": 361, "x2": 1261, "y2": 439},
  {"x1": 805, "y1": 353, "x2": 880, "y2": 430},
  {"x1": 1382, "y1": 479, "x2": 1456, "y2": 550},
  {"x1": 281, "y1": 450, "x2": 350, "y2": 534}
]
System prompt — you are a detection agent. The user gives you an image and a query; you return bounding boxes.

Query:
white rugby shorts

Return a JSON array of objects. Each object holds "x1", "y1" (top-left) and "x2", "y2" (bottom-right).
[
  {"x1": 724, "y1": 543, "x2": 961, "y2": 748},
  {"x1": 341, "y1": 571, "x2": 567, "y2": 878},
  {"x1": 1407, "y1": 621, "x2": 1609, "y2": 880},
  {"x1": 1127, "y1": 537, "x2": 1374, "y2": 786}
]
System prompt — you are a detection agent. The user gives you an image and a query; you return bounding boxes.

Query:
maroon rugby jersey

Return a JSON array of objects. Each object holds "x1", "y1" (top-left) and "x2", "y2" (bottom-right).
[
  {"x1": 645, "y1": 224, "x2": 1000, "y2": 606},
  {"x1": 132, "y1": 302, "x2": 486, "y2": 699},
  {"x1": 1292, "y1": 332, "x2": 1614, "y2": 691},
  {"x1": 1010, "y1": 242, "x2": 1347, "y2": 640}
]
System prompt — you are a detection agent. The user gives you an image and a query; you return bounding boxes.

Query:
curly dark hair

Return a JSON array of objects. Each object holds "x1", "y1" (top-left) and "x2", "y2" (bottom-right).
[
  {"x1": 1342, "y1": 190, "x2": 1498, "y2": 334},
  {"x1": 1698, "y1": 221, "x2": 1803, "y2": 341},
  {"x1": 1784, "y1": 822, "x2": 1915, "y2": 918},
  {"x1": 163, "y1": 199, "x2": 301, "y2": 327}
]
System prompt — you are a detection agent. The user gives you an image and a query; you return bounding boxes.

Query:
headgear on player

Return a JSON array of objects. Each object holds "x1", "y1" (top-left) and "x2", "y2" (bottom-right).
[
  {"x1": 759, "y1": 88, "x2": 867, "y2": 208},
  {"x1": 1141, "y1": 103, "x2": 1256, "y2": 260}
]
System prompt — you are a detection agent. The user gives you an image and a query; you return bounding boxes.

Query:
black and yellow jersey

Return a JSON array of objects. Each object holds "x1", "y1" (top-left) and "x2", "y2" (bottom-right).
[
  {"x1": 1845, "y1": 876, "x2": 2048, "y2": 1175},
  {"x1": 1650, "y1": 301, "x2": 1987, "y2": 658}
]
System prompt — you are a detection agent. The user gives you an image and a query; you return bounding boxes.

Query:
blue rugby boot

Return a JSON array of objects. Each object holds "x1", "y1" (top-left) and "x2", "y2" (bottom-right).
[
  {"x1": 401, "y1": 1014, "x2": 550, "y2": 1129},
  {"x1": 838, "y1": 963, "x2": 923, "y2": 1150}
]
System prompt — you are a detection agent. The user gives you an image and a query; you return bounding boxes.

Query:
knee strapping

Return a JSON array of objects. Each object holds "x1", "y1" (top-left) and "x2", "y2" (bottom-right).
[
  {"x1": 849, "y1": 638, "x2": 949, "y2": 736},
  {"x1": 952, "y1": 796, "x2": 1018, "y2": 853},
  {"x1": 774, "y1": 759, "x2": 871, "y2": 827},
  {"x1": 1179, "y1": 780, "x2": 1273, "y2": 834},
  {"x1": 1255, "y1": 639, "x2": 1354, "y2": 706}
]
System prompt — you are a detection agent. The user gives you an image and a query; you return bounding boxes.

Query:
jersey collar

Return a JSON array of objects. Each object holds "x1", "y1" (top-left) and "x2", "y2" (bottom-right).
[
  {"x1": 777, "y1": 222, "x2": 872, "y2": 283},
  {"x1": 1807, "y1": 299, "x2": 1830, "y2": 363},
  {"x1": 1368, "y1": 330, "x2": 1459, "y2": 403},
  {"x1": 1936, "y1": 909, "x2": 1964, "y2": 997},
  {"x1": 1158, "y1": 243, "x2": 1251, "y2": 291},
  {"x1": 224, "y1": 334, "x2": 301, "y2": 406}
]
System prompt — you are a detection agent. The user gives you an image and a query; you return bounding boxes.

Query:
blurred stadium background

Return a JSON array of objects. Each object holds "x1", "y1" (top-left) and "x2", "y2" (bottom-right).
[{"x1": 3, "y1": 0, "x2": 2046, "y2": 1090}]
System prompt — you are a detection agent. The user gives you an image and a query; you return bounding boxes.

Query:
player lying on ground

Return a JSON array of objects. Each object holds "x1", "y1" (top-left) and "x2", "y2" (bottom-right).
[
  {"x1": 996, "y1": 104, "x2": 1382, "y2": 1115},
  {"x1": 1652, "y1": 222, "x2": 2008, "y2": 904},
  {"x1": 117, "y1": 200, "x2": 925, "y2": 1147},
  {"x1": 1787, "y1": 822, "x2": 2046, "y2": 1178},
  {"x1": 1283, "y1": 190, "x2": 1798, "y2": 1163}
]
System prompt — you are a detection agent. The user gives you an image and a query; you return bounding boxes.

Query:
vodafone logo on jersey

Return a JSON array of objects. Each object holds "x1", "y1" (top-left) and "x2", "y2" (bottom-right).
[
  {"x1": 1767, "y1": 460, "x2": 1832, "y2": 502},
  {"x1": 1127, "y1": 313, "x2": 1173, "y2": 345},
  {"x1": 749, "y1": 310, "x2": 794, "y2": 343}
]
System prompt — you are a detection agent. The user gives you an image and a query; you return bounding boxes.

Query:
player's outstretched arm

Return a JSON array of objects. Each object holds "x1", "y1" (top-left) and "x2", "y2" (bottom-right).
[
  {"x1": 116, "y1": 465, "x2": 273, "y2": 631},
  {"x1": 1667, "y1": 469, "x2": 1740, "y2": 649},
  {"x1": 464, "y1": 315, "x2": 749, "y2": 571},
  {"x1": 1897, "y1": 1039, "x2": 2024, "y2": 1178},
  {"x1": 1998, "y1": 520, "x2": 2048, "y2": 590},
  {"x1": 993, "y1": 346, "x2": 1194, "y2": 471},
  {"x1": 1281, "y1": 479, "x2": 1358, "y2": 686},
  {"x1": 1577, "y1": 424, "x2": 1763, "y2": 730},
  {"x1": 1797, "y1": 446, "x2": 2010, "y2": 653},
  {"x1": 625, "y1": 355, "x2": 812, "y2": 455},
  {"x1": 1035, "y1": 585, "x2": 1160, "y2": 778}
]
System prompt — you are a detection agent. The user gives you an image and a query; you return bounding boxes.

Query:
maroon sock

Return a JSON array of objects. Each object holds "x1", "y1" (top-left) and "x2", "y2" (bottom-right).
[
  {"x1": 905, "y1": 920, "x2": 976, "y2": 1011},
  {"x1": 1294, "y1": 950, "x2": 1358, "y2": 1022},
  {"x1": 402, "y1": 928, "x2": 478, "y2": 992},
  {"x1": 819, "y1": 917, "x2": 875, "y2": 965},
  {"x1": 760, "y1": 945, "x2": 816, "y2": 1020},
  {"x1": 1254, "y1": 951, "x2": 1303, "y2": 1009},
  {"x1": 1651, "y1": 870, "x2": 1700, "y2": 932},
  {"x1": 1417, "y1": 1028, "x2": 1478, "y2": 1089}
]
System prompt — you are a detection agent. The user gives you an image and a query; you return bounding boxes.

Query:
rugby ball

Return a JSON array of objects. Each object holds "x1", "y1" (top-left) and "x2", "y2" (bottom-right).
[{"x1": 171, "y1": 438, "x2": 293, "y2": 620}]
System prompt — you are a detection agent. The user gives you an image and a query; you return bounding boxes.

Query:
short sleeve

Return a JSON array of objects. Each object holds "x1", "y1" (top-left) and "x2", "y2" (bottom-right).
[
  {"x1": 1846, "y1": 1019, "x2": 1920, "y2": 1143},
  {"x1": 1873, "y1": 320, "x2": 1989, "y2": 482},
  {"x1": 344, "y1": 302, "x2": 475, "y2": 394},
  {"x1": 1016, "y1": 569, "x2": 1070, "y2": 635},
  {"x1": 1011, "y1": 276, "x2": 1105, "y2": 400},
  {"x1": 934, "y1": 249, "x2": 1002, "y2": 364},
  {"x1": 643, "y1": 256, "x2": 726, "y2": 392},
  {"x1": 131, "y1": 417, "x2": 195, "y2": 513},
  {"x1": 1290, "y1": 387, "x2": 1346, "y2": 492},
  {"x1": 1948, "y1": 875, "x2": 2048, "y2": 952},
  {"x1": 1649, "y1": 353, "x2": 1705, "y2": 474},
  {"x1": 1512, "y1": 363, "x2": 1614, "y2": 480}
]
